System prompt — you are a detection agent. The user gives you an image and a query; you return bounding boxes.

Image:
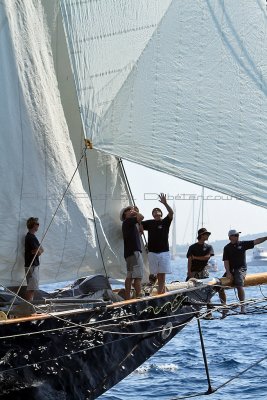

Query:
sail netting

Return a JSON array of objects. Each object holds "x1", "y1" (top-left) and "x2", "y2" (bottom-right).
[
  {"x1": 61, "y1": 0, "x2": 267, "y2": 209},
  {"x1": 0, "y1": 0, "x2": 145, "y2": 287}
]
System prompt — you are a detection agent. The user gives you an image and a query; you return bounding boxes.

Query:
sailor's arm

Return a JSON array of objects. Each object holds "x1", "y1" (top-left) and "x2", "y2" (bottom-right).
[
  {"x1": 131, "y1": 210, "x2": 144, "y2": 224},
  {"x1": 138, "y1": 224, "x2": 144, "y2": 234},
  {"x1": 31, "y1": 246, "x2": 44, "y2": 256},
  {"x1": 136, "y1": 213, "x2": 144, "y2": 224},
  {"x1": 39, "y1": 246, "x2": 44, "y2": 255},
  {"x1": 133, "y1": 206, "x2": 144, "y2": 230},
  {"x1": 254, "y1": 236, "x2": 267, "y2": 245},
  {"x1": 159, "y1": 193, "x2": 174, "y2": 219},
  {"x1": 187, "y1": 257, "x2": 193, "y2": 278},
  {"x1": 224, "y1": 260, "x2": 232, "y2": 279},
  {"x1": 192, "y1": 254, "x2": 212, "y2": 261}
]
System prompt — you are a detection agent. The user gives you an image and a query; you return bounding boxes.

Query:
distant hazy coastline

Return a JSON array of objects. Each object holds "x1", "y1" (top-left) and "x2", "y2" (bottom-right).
[{"x1": 172, "y1": 231, "x2": 267, "y2": 257}]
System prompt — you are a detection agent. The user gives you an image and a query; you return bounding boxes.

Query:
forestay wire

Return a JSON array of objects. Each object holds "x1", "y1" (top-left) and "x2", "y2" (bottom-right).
[
  {"x1": 170, "y1": 288, "x2": 267, "y2": 399},
  {"x1": 84, "y1": 149, "x2": 108, "y2": 278},
  {"x1": 171, "y1": 353, "x2": 267, "y2": 399}
]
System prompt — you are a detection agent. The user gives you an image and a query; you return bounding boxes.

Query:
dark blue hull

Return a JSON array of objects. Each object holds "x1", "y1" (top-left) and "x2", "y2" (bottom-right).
[{"x1": 0, "y1": 286, "x2": 214, "y2": 399}]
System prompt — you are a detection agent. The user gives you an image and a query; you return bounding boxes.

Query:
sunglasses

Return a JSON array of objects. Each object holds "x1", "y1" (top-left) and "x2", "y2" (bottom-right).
[{"x1": 230, "y1": 234, "x2": 239, "y2": 237}]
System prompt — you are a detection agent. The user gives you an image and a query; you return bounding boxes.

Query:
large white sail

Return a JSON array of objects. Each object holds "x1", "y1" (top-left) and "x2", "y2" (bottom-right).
[
  {"x1": 0, "y1": 1, "x2": 140, "y2": 287},
  {"x1": 61, "y1": 0, "x2": 267, "y2": 209},
  {"x1": 43, "y1": 0, "x2": 141, "y2": 282}
]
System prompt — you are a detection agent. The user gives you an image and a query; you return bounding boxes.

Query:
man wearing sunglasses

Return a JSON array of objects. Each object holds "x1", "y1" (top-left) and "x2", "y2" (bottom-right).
[
  {"x1": 24, "y1": 217, "x2": 44, "y2": 301},
  {"x1": 222, "y1": 229, "x2": 267, "y2": 314}
]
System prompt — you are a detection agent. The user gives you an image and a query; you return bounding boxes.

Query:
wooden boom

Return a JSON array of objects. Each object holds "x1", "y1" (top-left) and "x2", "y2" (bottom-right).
[{"x1": 219, "y1": 272, "x2": 267, "y2": 287}]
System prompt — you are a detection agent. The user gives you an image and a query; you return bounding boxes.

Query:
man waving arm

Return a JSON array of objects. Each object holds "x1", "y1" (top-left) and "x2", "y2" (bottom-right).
[{"x1": 159, "y1": 193, "x2": 174, "y2": 220}]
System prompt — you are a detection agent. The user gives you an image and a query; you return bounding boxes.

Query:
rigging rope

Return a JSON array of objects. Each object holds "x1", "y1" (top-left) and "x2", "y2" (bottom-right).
[
  {"x1": 84, "y1": 151, "x2": 108, "y2": 277},
  {"x1": 197, "y1": 317, "x2": 214, "y2": 394},
  {"x1": 1, "y1": 304, "x2": 267, "y2": 392},
  {"x1": 118, "y1": 158, "x2": 148, "y2": 249},
  {"x1": 3, "y1": 293, "x2": 267, "y2": 342},
  {"x1": 172, "y1": 353, "x2": 267, "y2": 399},
  {"x1": 171, "y1": 309, "x2": 267, "y2": 400},
  {"x1": 1, "y1": 285, "x2": 267, "y2": 340},
  {"x1": 1, "y1": 293, "x2": 267, "y2": 389},
  {"x1": 6, "y1": 148, "x2": 87, "y2": 316},
  {"x1": 0, "y1": 308, "x2": 206, "y2": 375}
]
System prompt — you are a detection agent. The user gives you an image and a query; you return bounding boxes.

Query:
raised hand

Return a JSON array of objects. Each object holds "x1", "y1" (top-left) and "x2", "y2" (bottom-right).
[{"x1": 158, "y1": 193, "x2": 167, "y2": 205}]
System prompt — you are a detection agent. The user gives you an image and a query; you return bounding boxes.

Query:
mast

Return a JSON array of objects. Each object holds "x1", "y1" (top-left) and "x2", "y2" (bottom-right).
[
  {"x1": 201, "y1": 186, "x2": 204, "y2": 228},
  {"x1": 192, "y1": 198, "x2": 195, "y2": 243},
  {"x1": 195, "y1": 186, "x2": 205, "y2": 240},
  {"x1": 171, "y1": 202, "x2": 176, "y2": 260}
]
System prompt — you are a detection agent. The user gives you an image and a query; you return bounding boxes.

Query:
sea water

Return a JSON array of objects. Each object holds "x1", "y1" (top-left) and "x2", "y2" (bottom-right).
[{"x1": 100, "y1": 257, "x2": 267, "y2": 400}]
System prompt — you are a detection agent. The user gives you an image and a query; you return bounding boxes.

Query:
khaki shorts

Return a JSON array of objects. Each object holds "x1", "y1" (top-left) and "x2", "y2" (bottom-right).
[
  {"x1": 126, "y1": 251, "x2": 144, "y2": 279},
  {"x1": 25, "y1": 266, "x2": 39, "y2": 290}
]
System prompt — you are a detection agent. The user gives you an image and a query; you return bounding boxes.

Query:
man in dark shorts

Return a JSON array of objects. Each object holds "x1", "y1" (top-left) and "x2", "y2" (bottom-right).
[
  {"x1": 25, "y1": 217, "x2": 44, "y2": 301},
  {"x1": 121, "y1": 206, "x2": 144, "y2": 300},
  {"x1": 186, "y1": 228, "x2": 214, "y2": 280},
  {"x1": 222, "y1": 229, "x2": 267, "y2": 314}
]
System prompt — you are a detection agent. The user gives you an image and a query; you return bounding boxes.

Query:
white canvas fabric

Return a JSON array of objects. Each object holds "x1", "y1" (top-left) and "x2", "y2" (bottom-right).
[
  {"x1": 0, "y1": 1, "x2": 149, "y2": 287},
  {"x1": 61, "y1": 0, "x2": 267, "y2": 209},
  {"x1": 1, "y1": 0, "x2": 266, "y2": 287}
]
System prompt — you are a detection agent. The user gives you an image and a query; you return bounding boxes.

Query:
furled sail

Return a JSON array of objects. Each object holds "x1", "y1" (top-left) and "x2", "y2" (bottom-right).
[
  {"x1": 0, "y1": 0, "x2": 141, "y2": 287},
  {"x1": 61, "y1": 0, "x2": 267, "y2": 209}
]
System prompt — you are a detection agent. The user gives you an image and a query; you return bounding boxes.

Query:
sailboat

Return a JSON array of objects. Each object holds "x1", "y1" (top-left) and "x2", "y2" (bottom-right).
[{"x1": 1, "y1": 1, "x2": 267, "y2": 399}]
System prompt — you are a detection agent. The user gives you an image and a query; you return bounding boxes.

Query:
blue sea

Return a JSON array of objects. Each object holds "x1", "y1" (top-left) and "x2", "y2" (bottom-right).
[{"x1": 99, "y1": 257, "x2": 267, "y2": 400}]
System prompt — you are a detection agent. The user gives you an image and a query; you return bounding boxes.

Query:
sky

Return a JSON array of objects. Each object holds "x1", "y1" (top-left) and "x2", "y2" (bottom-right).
[{"x1": 124, "y1": 160, "x2": 267, "y2": 245}]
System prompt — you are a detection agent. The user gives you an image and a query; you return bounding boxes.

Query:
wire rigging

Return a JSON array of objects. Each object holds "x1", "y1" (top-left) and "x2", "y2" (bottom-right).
[
  {"x1": 1, "y1": 289, "x2": 267, "y2": 397},
  {"x1": 84, "y1": 151, "x2": 108, "y2": 277},
  {"x1": 6, "y1": 147, "x2": 88, "y2": 317},
  {"x1": 118, "y1": 158, "x2": 148, "y2": 249}
]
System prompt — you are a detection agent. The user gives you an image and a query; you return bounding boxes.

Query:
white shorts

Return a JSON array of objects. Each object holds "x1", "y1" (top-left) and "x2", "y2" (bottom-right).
[{"x1": 148, "y1": 251, "x2": 172, "y2": 274}]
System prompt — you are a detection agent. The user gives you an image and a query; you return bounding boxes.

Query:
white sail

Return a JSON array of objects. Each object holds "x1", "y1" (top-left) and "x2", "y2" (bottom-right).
[
  {"x1": 61, "y1": 0, "x2": 267, "y2": 209},
  {"x1": 0, "y1": 0, "x2": 144, "y2": 287},
  {"x1": 2, "y1": 0, "x2": 267, "y2": 286}
]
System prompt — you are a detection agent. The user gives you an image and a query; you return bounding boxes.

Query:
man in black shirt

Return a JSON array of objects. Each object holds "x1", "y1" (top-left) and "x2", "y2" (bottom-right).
[
  {"x1": 186, "y1": 228, "x2": 214, "y2": 280},
  {"x1": 222, "y1": 229, "x2": 267, "y2": 314},
  {"x1": 142, "y1": 193, "x2": 173, "y2": 294},
  {"x1": 25, "y1": 217, "x2": 44, "y2": 301},
  {"x1": 121, "y1": 206, "x2": 144, "y2": 299},
  {"x1": 186, "y1": 227, "x2": 214, "y2": 319}
]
